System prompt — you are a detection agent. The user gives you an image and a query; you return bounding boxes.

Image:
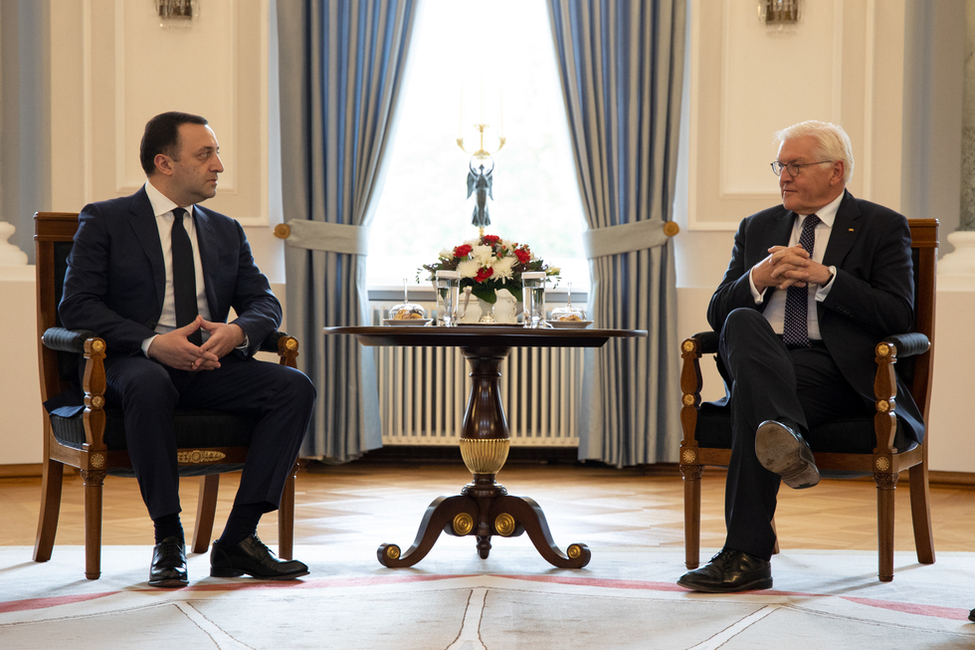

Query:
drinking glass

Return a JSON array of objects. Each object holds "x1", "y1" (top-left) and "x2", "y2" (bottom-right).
[
  {"x1": 522, "y1": 272, "x2": 547, "y2": 328},
  {"x1": 435, "y1": 270, "x2": 460, "y2": 326}
]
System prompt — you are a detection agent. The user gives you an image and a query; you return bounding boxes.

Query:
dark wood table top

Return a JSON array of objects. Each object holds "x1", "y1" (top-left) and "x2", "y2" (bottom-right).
[{"x1": 325, "y1": 325, "x2": 647, "y2": 349}]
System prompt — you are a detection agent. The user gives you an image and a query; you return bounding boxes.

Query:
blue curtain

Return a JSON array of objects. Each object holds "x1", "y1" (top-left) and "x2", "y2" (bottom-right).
[
  {"x1": 276, "y1": 0, "x2": 418, "y2": 461},
  {"x1": 548, "y1": 0, "x2": 686, "y2": 467}
]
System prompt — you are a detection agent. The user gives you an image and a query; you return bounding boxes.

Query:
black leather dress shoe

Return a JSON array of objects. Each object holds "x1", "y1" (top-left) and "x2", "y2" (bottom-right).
[
  {"x1": 755, "y1": 419, "x2": 820, "y2": 489},
  {"x1": 149, "y1": 536, "x2": 188, "y2": 588},
  {"x1": 210, "y1": 534, "x2": 309, "y2": 580},
  {"x1": 677, "y1": 548, "x2": 772, "y2": 593}
]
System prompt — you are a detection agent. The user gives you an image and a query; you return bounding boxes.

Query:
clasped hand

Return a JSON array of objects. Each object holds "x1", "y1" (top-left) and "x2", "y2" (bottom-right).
[
  {"x1": 751, "y1": 245, "x2": 830, "y2": 292},
  {"x1": 147, "y1": 316, "x2": 245, "y2": 371}
]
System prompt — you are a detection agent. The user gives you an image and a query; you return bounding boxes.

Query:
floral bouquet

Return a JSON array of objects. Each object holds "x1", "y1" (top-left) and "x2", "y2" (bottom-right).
[{"x1": 418, "y1": 234, "x2": 560, "y2": 304}]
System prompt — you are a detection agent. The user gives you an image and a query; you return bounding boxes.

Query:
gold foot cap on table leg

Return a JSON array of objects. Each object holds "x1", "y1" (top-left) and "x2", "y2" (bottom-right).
[{"x1": 378, "y1": 543, "x2": 401, "y2": 564}]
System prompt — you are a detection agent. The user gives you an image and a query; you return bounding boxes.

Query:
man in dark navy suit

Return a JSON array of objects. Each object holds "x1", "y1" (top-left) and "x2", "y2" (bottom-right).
[
  {"x1": 60, "y1": 112, "x2": 316, "y2": 587},
  {"x1": 678, "y1": 121, "x2": 921, "y2": 592}
]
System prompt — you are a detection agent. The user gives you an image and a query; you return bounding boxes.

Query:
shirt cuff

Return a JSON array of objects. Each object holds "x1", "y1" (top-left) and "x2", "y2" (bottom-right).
[
  {"x1": 142, "y1": 335, "x2": 157, "y2": 357},
  {"x1": 816, "y1": 265, "x2": 837, "y2": 301},
  {"x1": 748, "y1": 268, "x2": 765, "y2": 304}
]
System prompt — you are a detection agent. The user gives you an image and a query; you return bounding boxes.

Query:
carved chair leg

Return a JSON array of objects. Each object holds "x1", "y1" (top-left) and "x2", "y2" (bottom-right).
[
  {"x1": 876, "y1": 472, "x2": 898, "y2": 582},
  {"x1": 277, "y1": 461, "x2": 299, "y2": 560},
  {"x1": 82, "y1": 469, "x2": 107, "y2": 580},
  {"x1": 680, "y1": 464, "x2": 703, "y2": 570},
  {"x1": 908, "y1": 462, "x2": 935, "y2": 565},
  {"x1": 192, "y1": 474, "x2": 220, "y2": 555},
  {"x1": 33, "y1": 458, "x2": 65, "y2": 562}
]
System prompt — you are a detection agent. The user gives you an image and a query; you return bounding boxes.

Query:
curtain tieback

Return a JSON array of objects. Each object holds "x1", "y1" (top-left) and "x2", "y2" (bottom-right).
[
  {"x1": 274, "y1": 220, "x2": 370, "y2": 256},
  {"x1": 582, "y1": 220, "x2": 679, "y2": 260}
]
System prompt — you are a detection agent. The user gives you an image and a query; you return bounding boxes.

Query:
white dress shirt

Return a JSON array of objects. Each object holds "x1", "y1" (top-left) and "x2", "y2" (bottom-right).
[
  {"x1": 749, "y1": 191, "x2": 844, "y2": 341},
  {"x1": 141, "y1": 181, "x2": 211, "y2": 354}
]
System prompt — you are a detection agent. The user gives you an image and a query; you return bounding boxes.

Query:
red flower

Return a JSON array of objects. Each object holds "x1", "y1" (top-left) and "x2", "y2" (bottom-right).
[
  {"x1": 453, "y1": 244, "x2": 472, "y2": 258},
  {"x1": 515, "y1": 248, "x2": 531, "y2": 264},
  {"x1": 475, "y1": 267, "x2": 494, "y2": 283},
  {"x1": 483, "y1": 234, "x2": 501, "y2": 245}
]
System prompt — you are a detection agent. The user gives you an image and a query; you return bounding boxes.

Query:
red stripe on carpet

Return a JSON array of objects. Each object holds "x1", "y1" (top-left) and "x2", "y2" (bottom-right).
[
  {"x1": 841, "y1": 596, "x2": 970, "y2": 621},
  {"x1": 0, "y1": 592, "x2": 116, "y2": 614},
  {"x1": 492, "y1": 573, "x2": 687, "y2": 592}
]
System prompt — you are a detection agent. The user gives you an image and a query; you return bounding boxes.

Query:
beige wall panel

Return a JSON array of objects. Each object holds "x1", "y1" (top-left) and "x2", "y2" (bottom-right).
[
  {"x1": 720, "y1": 0, "x2": 838, "y2": 198},
  {"x1": 689, "y1": 0, "x2": 906, "y2": 232},
  {"x1": 55, "y1": 0, "x2": 268, "y2": 225}
]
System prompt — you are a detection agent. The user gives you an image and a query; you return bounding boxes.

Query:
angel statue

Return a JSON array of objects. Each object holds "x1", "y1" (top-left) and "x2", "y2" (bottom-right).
[{"x1": 466, "y1": 158, "x2": 494, "y2": 228}]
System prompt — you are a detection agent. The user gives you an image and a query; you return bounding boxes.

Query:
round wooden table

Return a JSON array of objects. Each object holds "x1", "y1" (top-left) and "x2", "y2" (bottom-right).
[{"x1": 326, "y1": 324, "x2": 647, "y2": 569}]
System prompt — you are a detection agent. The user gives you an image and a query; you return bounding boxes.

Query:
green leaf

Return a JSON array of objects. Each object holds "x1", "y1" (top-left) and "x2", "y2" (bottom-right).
[{"x1": 471, "y1": 285, "x2": 497, "y2": 303}]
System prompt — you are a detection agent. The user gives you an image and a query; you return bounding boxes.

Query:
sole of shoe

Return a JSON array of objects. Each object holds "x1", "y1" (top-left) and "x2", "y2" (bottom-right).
[
  {"x1": 209, "y1": 567, "x2": 246, "y2": 578},
  {"x1": 755, "y1": 421, "x2": 820, "y2": 489},
  {"x1": 210, "y1": 567, "x2": 309, "y2": 580},
  {"x1": 677, "y1": 575, "x2": 773, "y2": 593},
  {"x1": 148, "y1": 577, "x2": 189, "y2": 588}
]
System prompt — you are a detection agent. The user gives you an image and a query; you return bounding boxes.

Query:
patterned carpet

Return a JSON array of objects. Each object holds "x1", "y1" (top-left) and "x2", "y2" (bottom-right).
[{"x1": 1, "y1": 542, "x2": 973, "y2": 649}]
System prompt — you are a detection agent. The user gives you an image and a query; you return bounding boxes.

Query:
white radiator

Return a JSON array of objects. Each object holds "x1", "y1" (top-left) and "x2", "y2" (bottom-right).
[{"x1": 370, "y1": 304, "x2": 582, "y2": 447}]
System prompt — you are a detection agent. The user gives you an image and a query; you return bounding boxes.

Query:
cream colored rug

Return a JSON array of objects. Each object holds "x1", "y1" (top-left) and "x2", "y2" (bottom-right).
[{"x1": 1, "y1": 543, "x2": 972, "y2": 649}]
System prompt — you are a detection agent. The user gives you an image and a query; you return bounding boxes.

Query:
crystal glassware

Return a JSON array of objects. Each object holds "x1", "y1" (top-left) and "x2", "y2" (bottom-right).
[
  {"x1": 388, "y1": 278, "x2": 426, "y2": 322},
  {"x1": 550, "y1": 282, "x2": 587, "y2": 322},
  {"x1": 521, "y1": 271, "x2": 547, "y2": 328},
  {"x1": 434, "y1": 270, "x2": 460, "y2": 326}
]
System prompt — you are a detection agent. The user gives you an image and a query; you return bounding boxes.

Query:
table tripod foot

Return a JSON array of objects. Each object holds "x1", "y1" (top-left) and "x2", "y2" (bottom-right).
[
  {"x1": 378, "y1": 495, "x2": 477, "y2": 568},
  {"x1": 492, "y1": 495, "x2": 591, "y2": 568}
]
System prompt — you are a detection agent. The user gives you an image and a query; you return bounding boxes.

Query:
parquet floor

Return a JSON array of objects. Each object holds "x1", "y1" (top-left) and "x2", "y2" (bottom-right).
[{"x1": 1, "y1": 461, "x2": 973, "y2": 555}]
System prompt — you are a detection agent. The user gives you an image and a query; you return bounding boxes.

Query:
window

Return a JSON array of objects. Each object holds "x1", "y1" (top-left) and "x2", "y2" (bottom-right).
[{"x1": 366, "y1": 0, "x2": 588, "y2": 291}]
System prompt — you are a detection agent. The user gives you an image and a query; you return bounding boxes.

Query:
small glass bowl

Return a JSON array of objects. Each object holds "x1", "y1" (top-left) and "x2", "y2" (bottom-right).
[
  {"x1": 388, "y1": 278, "x2": 427, "y2": 322},
  {"x1": 550, "y1": 284, "x2": 586, "y2": 322},
  {"x1": 388, "y1": 301, "x2": 426, "y2": 322}
]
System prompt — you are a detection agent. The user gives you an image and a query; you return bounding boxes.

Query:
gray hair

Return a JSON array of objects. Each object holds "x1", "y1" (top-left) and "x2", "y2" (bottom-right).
[{"x1": 773, "y1": 120, "x2": 854, "y2": 184}]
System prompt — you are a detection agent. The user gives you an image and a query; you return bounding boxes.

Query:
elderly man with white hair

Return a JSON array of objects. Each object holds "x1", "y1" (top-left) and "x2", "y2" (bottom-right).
[{"x1": 678, "y1": 121, "x2": 924, "y2": 593}]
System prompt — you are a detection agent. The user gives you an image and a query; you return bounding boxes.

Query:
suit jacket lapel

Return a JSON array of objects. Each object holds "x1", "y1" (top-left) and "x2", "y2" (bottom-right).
[
  {"x1": 192, "y1": 207, "x2": 220, "y2": 319},
  {"x1": 767, "y1": 208, "x2": 797, "y2": 253},
  {"x1": 127, "y1": 189, "x2": 167, "y2": 313},
  {"x1": 822, "y1": 190, "x2": 861, "y2": 268}
]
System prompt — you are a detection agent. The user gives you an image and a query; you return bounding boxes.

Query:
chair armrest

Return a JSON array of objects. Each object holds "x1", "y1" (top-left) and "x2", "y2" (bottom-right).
[
  {"x1": 690, "y1": 330, "x2": 719, "y2": 355},
  {"x1": 259, "y1": 331, "x2": 300, "y2": 368},
  {"x1": 881, "y1": 332, "x2": 929, "y2": 358},
  {"x1": 680, "y1": 331, "x2": 720, "y2": 449},
  {"x1": 42, "y1": 326, "x2": 98, "y2": 353},
  {"x1": 40, "y1": 327, "x2": 109, "y2": 451}
]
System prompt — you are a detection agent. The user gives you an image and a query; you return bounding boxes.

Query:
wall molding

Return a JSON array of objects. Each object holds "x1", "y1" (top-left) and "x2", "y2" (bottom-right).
[{"x1": 72, "y1": 0, "x2": 268, "y2": 226}]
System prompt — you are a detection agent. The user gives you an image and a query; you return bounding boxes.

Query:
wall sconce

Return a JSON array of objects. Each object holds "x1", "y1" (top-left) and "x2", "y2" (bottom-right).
[
  {"x1": 758, "y1": 0, "x2": 801, "y2": 31},
  {"x1": 156, "y1": 0, "x2": 198, "y2": 26}
]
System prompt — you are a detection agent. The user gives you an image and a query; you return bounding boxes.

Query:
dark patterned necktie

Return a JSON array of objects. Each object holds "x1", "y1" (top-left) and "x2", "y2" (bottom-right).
[
  {"x1": 171, "y1": 208, "x2": 202, "y2": 346},
  {"x1": 781, "y1": 214, "x2": 820, "y2": 349}
]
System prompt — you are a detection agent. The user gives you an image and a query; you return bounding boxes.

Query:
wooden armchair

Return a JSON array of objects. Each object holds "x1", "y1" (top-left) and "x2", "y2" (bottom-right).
[
  {"x1": 678, "y1": 218, "x2": 938, "y2": 582},
  {"x1": 33, "y1": 212, "x2": 301, "y2": 580}
]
